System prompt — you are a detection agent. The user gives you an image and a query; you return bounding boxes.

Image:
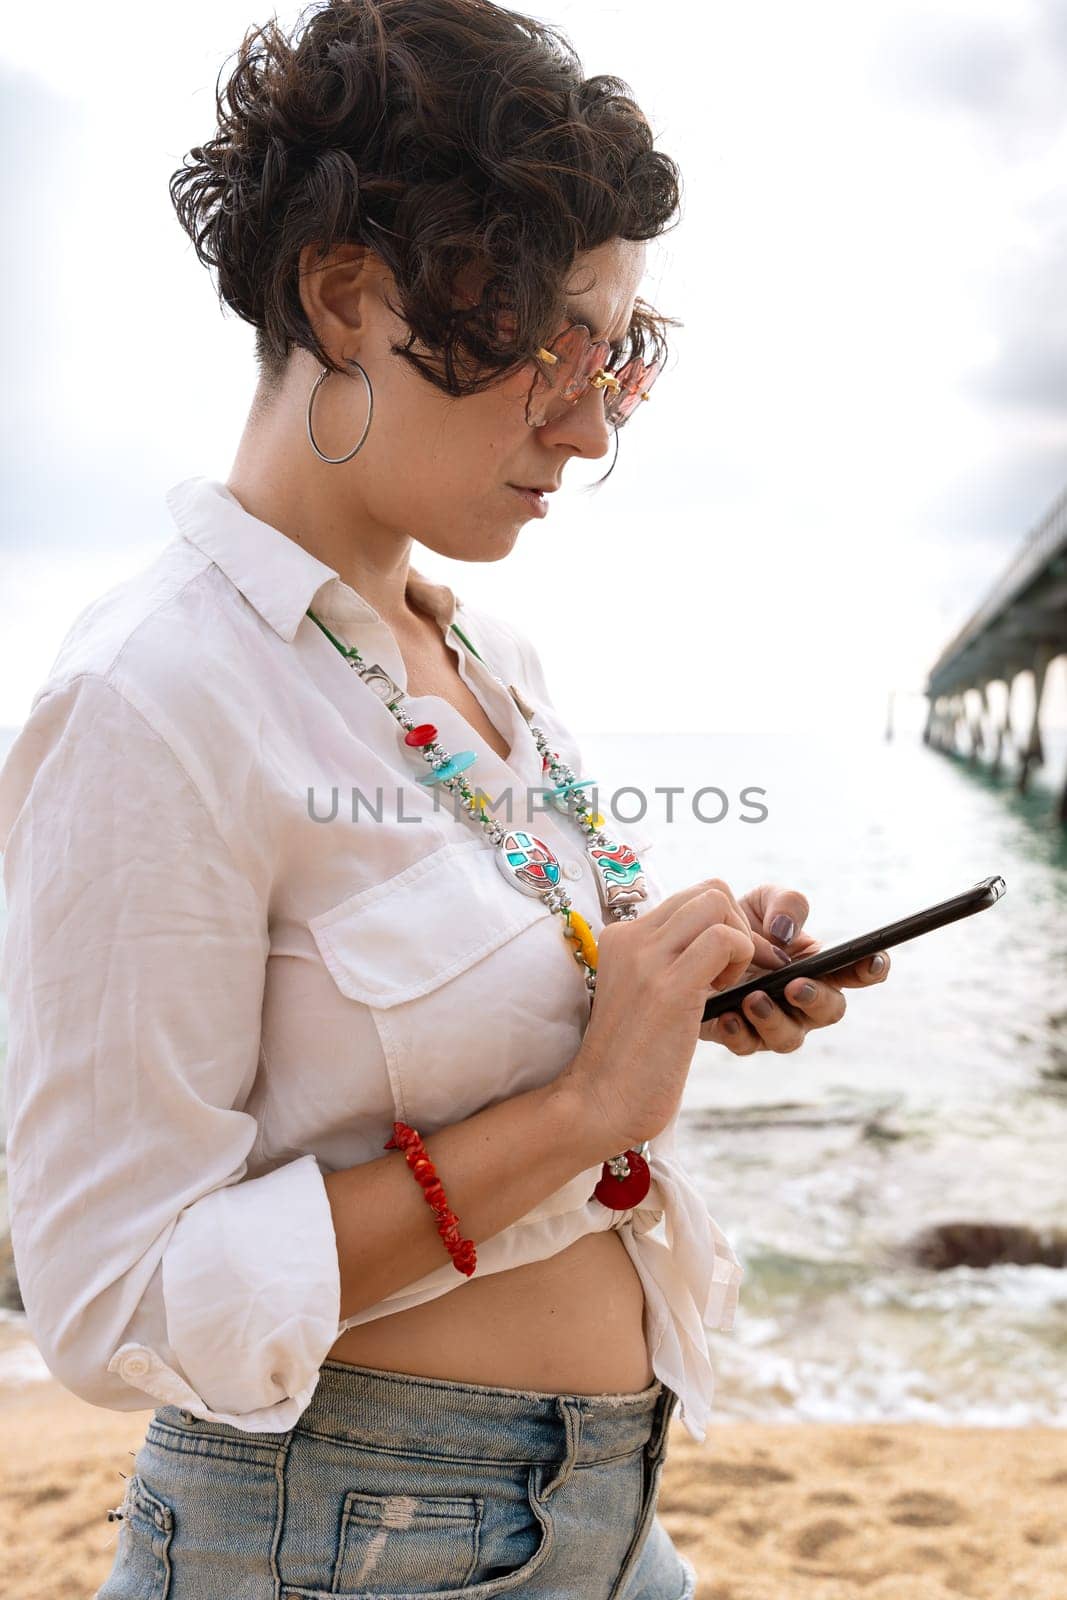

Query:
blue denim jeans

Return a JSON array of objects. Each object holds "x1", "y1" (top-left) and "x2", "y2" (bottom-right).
[{"x1": 96, "y1": 1358, "x2": 697, "y2": 1599}]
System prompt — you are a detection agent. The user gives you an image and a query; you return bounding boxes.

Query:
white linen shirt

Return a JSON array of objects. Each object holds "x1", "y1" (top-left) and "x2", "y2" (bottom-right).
[{"x1": 0, "y1": 475, "x2": 743, "y2": 1443}]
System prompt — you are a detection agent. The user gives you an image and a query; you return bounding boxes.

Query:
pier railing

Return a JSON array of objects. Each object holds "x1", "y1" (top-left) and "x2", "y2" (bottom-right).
[
  {"x1": 926, "y1": 485, "x2": 1067, "y2": 683},
  {"x1": 922, "y1": 482, "x2": 1067, "y2": 822}
]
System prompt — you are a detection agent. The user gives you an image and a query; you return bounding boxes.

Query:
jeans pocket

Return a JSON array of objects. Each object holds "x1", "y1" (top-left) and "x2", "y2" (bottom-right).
[
  {"x1": 283, "y1": 1461, "x2": 555, "y2": 1600},
  {"x1": 330, "y1": 1487, "x2": 481, "y2": 1592},
  {"x1": 97, "y1": 1473, "x2": 174, "y2": 1600}
]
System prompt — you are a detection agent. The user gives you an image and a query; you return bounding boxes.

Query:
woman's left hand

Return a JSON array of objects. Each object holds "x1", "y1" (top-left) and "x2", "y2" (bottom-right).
[{"x1": 699, "y1": 882, "x2": 891, "y2": 1053}]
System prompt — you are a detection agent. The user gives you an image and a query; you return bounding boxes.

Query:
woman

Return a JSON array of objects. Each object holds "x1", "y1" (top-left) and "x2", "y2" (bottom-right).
[{"x1": 0, "y1": 1, "x2": 891, "y2": 1595}]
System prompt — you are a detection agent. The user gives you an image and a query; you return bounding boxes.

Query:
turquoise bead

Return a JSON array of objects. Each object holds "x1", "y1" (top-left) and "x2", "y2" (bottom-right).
[
  {"x1": 551, "y1": 776, "x2": 599, "y2": 812},
  {"x1": 417, "y1": 750, "x2": 478, "y2": 785},
  {"x1": 550, "y1": 777, "x2": 598, "y2": 799}
]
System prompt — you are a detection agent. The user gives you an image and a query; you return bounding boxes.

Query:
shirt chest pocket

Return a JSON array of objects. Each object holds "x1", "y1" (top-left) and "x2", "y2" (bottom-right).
[{"x1": 307, "y1": 838, "x2": 592, "y2": 1132}]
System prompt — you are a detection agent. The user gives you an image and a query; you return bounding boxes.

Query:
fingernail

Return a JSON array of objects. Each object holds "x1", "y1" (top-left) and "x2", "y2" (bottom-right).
[
  {"x1": 773, "y1": 947, "x2": 793, "y2": 967},
  {"x1": 750, "y1": 994, "x2": 773, "y2": 1019},
  {"x1": 769, "y1": 914, "x2": 795, "y2": 944},
  {"x1": 869, "y1": 953, "x2": 885, "y2": 975},
  {"x1": 723, "y1": 1016, "x2": 741, "y2": 1035},
  {"x1": 794, "y1": 981, "x2": 816, "y2": 1002}
]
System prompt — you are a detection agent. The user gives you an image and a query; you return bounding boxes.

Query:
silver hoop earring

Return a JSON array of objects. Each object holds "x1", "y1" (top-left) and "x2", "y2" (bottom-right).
[{"x1": 306, "y1": 357, "x2": 374, "y2": 464}]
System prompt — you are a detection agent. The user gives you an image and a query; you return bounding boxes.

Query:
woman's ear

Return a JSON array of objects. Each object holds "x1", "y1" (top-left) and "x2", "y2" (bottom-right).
[{"x1": 297, "y1": 240, "x2": 377, "y2": 362}]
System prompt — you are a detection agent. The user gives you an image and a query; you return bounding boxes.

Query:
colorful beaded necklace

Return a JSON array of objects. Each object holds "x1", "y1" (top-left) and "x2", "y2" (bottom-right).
[{"x1": 306, "y1": 605, "x2": 653, "y2": 1209}]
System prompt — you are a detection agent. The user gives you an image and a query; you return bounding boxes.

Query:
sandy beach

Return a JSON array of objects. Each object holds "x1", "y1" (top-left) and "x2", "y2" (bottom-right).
[{"x1": 2, "y1": 1377, "x2": 1064, "y2": 1599}]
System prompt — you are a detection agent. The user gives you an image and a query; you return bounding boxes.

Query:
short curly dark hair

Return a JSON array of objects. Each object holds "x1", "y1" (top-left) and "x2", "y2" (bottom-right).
[{"x1": 169, "y1": 0, "x2": 682, "y2": 408}]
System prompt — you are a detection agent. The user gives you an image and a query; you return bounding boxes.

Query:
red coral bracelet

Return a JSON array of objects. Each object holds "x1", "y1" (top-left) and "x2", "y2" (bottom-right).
[{"x1": 384, "y1": 1121, "x2": 477, "y2": 1276}]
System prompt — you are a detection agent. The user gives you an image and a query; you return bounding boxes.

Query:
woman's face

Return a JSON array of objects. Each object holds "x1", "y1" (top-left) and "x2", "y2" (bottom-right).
[{"x1": 296, "y1": 235, "x2": 648, "y2": 565}]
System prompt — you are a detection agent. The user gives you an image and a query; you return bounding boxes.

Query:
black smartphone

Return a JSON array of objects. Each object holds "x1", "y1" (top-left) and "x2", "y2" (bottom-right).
[{"x1": 701, "y1": 874, "x2": 1007, "y2": 1023}]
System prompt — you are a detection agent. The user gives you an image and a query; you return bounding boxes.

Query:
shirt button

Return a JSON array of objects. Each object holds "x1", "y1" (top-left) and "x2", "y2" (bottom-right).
[
  {"x1": 119, "y1": 1351, "x2": 151, "y2": 1380},
  {"x1": 563, "y1": 860, "x2": 584, "y2": 880}
]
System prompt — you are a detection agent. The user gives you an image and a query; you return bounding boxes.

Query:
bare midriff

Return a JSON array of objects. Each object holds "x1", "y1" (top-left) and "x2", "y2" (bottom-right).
[{"x1": 325, "y1": 1226, "x2": 654, "y2": 1393}]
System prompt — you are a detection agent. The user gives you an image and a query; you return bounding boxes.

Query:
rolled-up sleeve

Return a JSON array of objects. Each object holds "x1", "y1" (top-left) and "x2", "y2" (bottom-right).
[{"x1": 0, "y1": 672, "x2": 342, "y2": 1430}]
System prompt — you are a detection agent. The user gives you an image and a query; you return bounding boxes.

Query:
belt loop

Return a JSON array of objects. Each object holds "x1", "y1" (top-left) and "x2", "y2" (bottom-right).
[
  {"x1": 641, "y1": 1384, "x2": 676, "y2": 1502},
  {"x1": 541, "y1": 1398, "x2": 583, "y2": 1500},
  {"x1": 648, "y1": 1384, "x2": 676, "y2": 1461}
]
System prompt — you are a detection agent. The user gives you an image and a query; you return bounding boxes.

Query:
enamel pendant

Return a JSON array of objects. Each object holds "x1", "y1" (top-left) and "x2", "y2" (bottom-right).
[
  {"x1": 495, "y1": 828, "x2": 563, "y2": 897},
  {"x1": 585, "y1": 837, "x2": 648, "y2": 916}
]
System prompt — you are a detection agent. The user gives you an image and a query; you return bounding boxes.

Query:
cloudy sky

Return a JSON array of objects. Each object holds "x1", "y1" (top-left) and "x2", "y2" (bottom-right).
[{"x1": 2, "y1": 0, "x2": 1066, "y2": 734}]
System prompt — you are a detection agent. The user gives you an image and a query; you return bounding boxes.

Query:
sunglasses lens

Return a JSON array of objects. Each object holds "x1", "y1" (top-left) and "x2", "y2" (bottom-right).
[
  {"x1": 556, "y1": 326, "x2": 610, "y2": 403},
  {"x1": 606, "y1": 357, "x2": 662, "y2": 426},
  {"x1": 527, "y1": 328, "x2": 661, "y2": 428},
  {"x1": 528, "y1": 325, "x2": 611, "y2": 425}
]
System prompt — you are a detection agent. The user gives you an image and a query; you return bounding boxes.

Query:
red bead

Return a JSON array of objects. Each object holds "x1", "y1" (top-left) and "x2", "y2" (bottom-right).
[
  {"x1": 404, "y1": 723, "x2": 438, "y2": 746},
  {"x1": 593, "y1": 1150, "x2": 651, "y2": 1209},
  {"x1": 384, "y1": 1117, "x2": 476, "y2": 1274}
]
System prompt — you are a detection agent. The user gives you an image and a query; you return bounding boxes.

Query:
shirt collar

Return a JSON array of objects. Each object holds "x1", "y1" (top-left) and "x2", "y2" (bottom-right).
[{"x1": 164, "y1": 476, "x2": 460, "y2": 643}]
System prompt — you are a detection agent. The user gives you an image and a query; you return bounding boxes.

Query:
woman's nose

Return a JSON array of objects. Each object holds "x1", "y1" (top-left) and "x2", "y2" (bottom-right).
[{"x1": 545, "y1": 383, "x2": 615, "y2": 460}]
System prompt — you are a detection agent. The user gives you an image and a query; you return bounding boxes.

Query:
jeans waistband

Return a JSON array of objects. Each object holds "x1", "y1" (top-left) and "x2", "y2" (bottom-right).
[{"x1": 300, "y1": 1359, "x2": 671, "y2": 1467}]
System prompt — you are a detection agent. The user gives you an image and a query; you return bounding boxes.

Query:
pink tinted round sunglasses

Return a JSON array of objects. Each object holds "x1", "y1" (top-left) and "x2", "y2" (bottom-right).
[{"x1": 525, "y1": 321, "x2": 662, "y2": 429}]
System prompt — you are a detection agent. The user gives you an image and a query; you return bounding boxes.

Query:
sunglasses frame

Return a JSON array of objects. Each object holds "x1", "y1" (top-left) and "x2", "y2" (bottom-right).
[{"x1": 526, "y1": 320, "x2": 660, "y2": 429}]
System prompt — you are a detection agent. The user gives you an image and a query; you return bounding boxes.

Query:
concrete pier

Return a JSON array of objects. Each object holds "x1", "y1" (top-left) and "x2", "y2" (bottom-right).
[{"x1": 923, "y1": 486, "x2": 1067, "y2": 823}]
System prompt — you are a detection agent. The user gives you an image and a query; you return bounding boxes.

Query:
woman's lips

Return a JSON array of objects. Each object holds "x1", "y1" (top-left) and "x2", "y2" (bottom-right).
[{"x1": 508, "y1": 485, "x2": 548, "y2": 516}]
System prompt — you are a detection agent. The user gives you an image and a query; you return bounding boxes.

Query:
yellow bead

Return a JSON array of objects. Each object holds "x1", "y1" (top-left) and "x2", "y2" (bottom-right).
[
  {"x1": 592, "y1": 811, "x2": 605, "y2": 828},
  {"x1": 563, "y1": 910, "x2": 598, "y2": 971}
]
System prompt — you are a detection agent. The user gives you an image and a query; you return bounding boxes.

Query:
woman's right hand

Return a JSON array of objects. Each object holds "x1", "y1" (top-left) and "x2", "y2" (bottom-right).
[{"x1": 556, "y1": 880, "x2": 757, "y2": 1152}]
